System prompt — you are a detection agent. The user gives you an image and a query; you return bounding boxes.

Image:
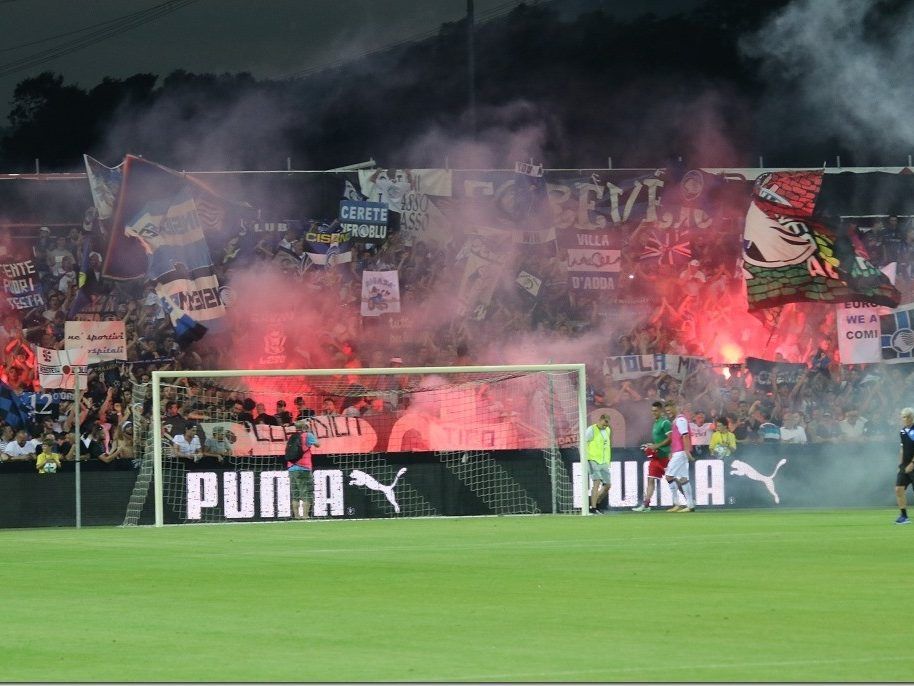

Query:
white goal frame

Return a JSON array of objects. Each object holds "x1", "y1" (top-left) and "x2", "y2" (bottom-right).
[{"x1": 150, "y1": 363, "x2": 588, "y2": 526}]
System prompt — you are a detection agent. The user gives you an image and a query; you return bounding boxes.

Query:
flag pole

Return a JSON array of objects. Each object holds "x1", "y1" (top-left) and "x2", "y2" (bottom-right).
[{"x1": 74, "y1": 368, "x2": 82, "y2": 529}]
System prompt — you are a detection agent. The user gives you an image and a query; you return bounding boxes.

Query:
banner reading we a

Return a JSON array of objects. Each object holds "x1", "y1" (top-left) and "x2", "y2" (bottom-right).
[
  {"x1": 836, "y1": 264, "x2": 898, "y2": 364},
  {"x1": 836, "y1": 301, "x2": 886, "y2": 364}
]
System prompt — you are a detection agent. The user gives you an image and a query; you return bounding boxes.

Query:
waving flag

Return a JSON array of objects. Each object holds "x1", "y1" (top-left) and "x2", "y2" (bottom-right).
[
  {"x1": 0, "y1": 380, "x2": 30, "y2": 429},
  {"x1": 742, "y1": 170, "x2": 900, "y2": 310},
  {"x1": 157, "y1": 289, "x2": 209, "y2": 344},
  {"x1": 303, "y1": 223, "x2": 352, "y2": 265},
  {"x1": 881, "y1": 304, "x2": 914, "y2": 363},
  {"x1": 102, "y1": 155, "x2": 246, "y2": 280},
  {"x1": 83, "y1": 155, "x2": 123, "y2": 220},
  {"x1": 67, "y1": 235, "x2": 96, "y2": 318}
]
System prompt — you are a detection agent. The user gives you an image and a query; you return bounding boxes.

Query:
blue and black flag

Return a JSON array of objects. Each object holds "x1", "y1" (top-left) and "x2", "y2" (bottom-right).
[
  {"x1": 0, "y1": 380, "x2": 30, "y2": 430},
  {"x1": 880, "y1": 305, "x2": 914, "y2": 363}
]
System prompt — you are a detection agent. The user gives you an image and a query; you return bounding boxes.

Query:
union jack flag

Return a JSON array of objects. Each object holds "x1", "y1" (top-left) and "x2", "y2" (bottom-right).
[{"x1": 637, "y1": 228, "x2": 692, "y2": 266}]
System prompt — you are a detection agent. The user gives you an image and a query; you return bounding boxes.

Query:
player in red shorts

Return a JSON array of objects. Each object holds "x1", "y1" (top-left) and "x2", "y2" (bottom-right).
[{"x1": 633, "y1": 401, "x2": 672, "y2": 511}]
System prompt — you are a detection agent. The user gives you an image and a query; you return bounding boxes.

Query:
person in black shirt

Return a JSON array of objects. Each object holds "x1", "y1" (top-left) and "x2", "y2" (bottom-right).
[
  {"x1": 253, "y1": 402, "x2": 278, "y2": 426},
  {"x1": 894, "y1": 407, "x2": 914, "y2": 525},
  {"x1": 274, "y1": 400, "x2": 293, "y2": 426}
]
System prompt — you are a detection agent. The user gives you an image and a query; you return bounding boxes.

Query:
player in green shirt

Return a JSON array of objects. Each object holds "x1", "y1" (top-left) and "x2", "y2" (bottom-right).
[{"x1": 632, "y1": 401, "x2": 672, "y2": 511}]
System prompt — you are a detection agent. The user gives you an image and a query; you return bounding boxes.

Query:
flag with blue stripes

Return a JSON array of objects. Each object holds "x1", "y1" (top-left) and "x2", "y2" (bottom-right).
[
  {"x1": 0, "y1": 380, "x2": 30, "y2": 429},
  {"x1": 881, "y1": 304, "x2": 914, "y2": 363},
  {"x1": 67, "y1": 234, "x2": 95, "y2": 318}
]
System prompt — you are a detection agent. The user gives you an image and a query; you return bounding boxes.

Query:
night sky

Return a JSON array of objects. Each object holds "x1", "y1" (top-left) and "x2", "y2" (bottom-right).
[
  {"x1": 0, "y1": 0, "x2": 520, "y2": 118},
  {"x1": 0, "y1": 0, "x2": 703, "y2": 123}
]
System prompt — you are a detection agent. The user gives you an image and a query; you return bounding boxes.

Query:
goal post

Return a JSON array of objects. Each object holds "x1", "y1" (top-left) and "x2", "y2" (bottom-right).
[{"x1": 144, "y1": 363, "x2": 588, "y2": 526}]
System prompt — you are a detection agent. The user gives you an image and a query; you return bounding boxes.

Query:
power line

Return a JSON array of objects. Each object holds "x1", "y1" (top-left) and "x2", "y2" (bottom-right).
[
  {"x1": 0, "y1": 1, "x2": 189, "y2": 53},
  {"x1": 0, "y1": 0, "x2": 198, "y2": 79}
]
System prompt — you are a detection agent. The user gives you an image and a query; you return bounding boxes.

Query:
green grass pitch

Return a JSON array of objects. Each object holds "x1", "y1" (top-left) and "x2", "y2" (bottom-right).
[{"x1": 1, "y1": 509, "x2": 911, "y2": 682}]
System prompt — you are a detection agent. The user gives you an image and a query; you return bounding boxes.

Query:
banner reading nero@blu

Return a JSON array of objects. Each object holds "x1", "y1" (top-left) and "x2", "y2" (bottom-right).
[{"x1": 339, "y1": 199, "x2": 390, "y2": 244}]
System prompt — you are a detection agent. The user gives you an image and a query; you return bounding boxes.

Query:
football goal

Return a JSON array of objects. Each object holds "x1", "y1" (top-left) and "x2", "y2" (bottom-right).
[{"x1": 124, "y1": 364, "x2": 588, "y2": 526}]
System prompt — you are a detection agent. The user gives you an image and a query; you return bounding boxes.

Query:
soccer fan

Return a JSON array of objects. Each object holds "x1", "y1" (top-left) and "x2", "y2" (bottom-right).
[
  {"x1": 2, "y1": 429, "x2": 38, "y2": 462},
  {"x1": 171, "y1": 426, "x2": 202, "y2": 462},
  {"x1": 35, "y1": 438, "x2": 62, "y2": 475},
  {"x1": 894, "y1": 407, "x2": 914, "y2": 525},
  {"x1": 633, "y1": 401, "x2": 671, "y2": 512},
  {"x1": 778, "y1": 411, "x2": 808, "y2": 444},
  {"x1": 689, "y1": 409, "x2": 713, "y2": 457},
  {"x1": 838, "y1": 408, "x2": 868, "y2": 442},
  {"x1": 663, "y1": 399, "x2": 696, "y2": 513},
  {"x1": 203, "y1": 426, "x2": 233, "y2": 463},
  {"x1": 709, "y1": 417, "x2": 737, "y2": 459}
]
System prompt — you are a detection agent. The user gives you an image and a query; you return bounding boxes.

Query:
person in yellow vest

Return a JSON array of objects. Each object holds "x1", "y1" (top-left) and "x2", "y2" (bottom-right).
[{"x1": 585, "y1": 414, "x2": 612, "y2": 514}]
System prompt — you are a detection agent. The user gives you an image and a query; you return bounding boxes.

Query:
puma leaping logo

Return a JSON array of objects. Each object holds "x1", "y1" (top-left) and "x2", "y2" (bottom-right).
[
  {"x1": 349, "y1": 468, "x2": 408, "y2": 513},
  {"x1": 730, "y1": 459, "x2": 787, "y2": 504}
]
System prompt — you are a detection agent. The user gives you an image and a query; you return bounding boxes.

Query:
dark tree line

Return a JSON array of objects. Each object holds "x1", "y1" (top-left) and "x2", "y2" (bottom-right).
[{"x1": 1, "y1": 0, "x2": 906, "y2": 173}]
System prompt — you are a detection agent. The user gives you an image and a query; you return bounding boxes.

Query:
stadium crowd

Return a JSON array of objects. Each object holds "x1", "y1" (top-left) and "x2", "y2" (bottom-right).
[{"x1": 2, "y1": 207, "x2": 914, "y2": 467}]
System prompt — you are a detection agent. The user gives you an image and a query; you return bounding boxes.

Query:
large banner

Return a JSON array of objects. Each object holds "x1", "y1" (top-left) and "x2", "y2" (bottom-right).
[
  {"x1": 198, "y1": 412, "x2": 559, "y2": 458},
  {"x1": 602, "y1": 354, "x2": 708, "y2": 380},
  {"x1": 175, "y1": 442, "x2": 892, "y2": 522},
  {"x1": 339, "y1": 200, "x2": 390, "y2": 245},
  {"x1": 1, "y1": 258, "x2": 43, "y2": 310},
  {"x1": 64, "y1": 320, "x2": 127, "y2": 361},
  {"x1": 557, "y1": 229, "x2": 622, "y2": 292},
  {"x1": 742, "y1": 170, "x2": 900, "y2": 310},
  {"x1": 744, "y1": 356, "x2": 808, "y2": 390},
  {"x1": 36, "y1": 346, "x2": 89, "y2": 389},
  {"x1": 357, "y1": 168, "x2": 453, "y2": 247},
  {"x1": 0, "y1": 442, "x2": 897, "y2": 527}
]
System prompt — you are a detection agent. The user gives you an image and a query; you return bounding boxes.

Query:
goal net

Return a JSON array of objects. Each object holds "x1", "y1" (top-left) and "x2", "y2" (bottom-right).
[{"x1": 124, "y1": 364, "x2": 587, "y2": 526}]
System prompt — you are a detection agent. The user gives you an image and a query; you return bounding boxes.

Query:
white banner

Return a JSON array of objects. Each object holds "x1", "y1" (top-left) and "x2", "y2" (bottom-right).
[
  {"x1": 155, "y1": 271, "x2": 226, "y2": 325},
  {"x1": 603, "y1": 354, "x2": 708, "y2": 380},
  {"x1": 360, "y1": 270, "x2": 401, "y2": 317},
  {"x1": 836, "y1": 264, "x2": 896, "y2": 364},
  {"x1": 836, "y1": 301, "x2": 886, "y2": 364},
  {"x1": 64, "y1": 320, "x2": 127, "y2": 360},
  {"x1": 36, "y1": 346, "x2": 89, "y2": 389}
]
